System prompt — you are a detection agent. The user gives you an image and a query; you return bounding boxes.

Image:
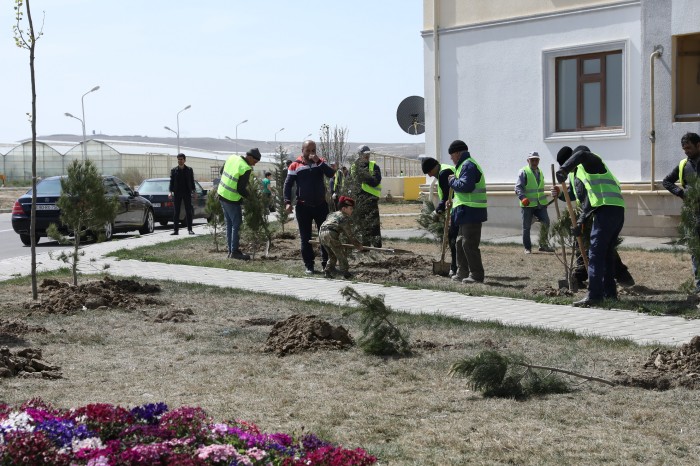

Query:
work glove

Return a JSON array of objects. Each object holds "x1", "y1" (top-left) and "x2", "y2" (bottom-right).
[
  {"x1": 521, "y1": 197, "x2": 530, "y2": 207},
  {"x1": 332, "y1": 193, "x2": 338, "y2": 200},
  {"x1": 555, "y1": 169, "x2": 567, "y2": 183},
  {"x1": 571, "y1": 223, "x2": 584, "y2": 237},
  {"x1": 551, "y1": 186, "x2": 560, "y2": 197}
]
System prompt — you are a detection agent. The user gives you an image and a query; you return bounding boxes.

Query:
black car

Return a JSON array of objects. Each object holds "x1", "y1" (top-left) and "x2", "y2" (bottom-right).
[
  {"x1": 136, "y1": 178, "x2": 210, "y2": 226},
  {"x1": 11, "y1": 175, "x2": 155, "y2": 245}
]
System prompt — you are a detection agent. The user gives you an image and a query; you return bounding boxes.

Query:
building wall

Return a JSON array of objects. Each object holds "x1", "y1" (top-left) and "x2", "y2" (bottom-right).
[
  {"x1": 424, "y1": 1, "x2": 642, "y2": 183},
  {"x1": 424, "y1": 0, "x2": 628, "y2": 30},
  {"x1": 641, "y1": 0, "x2": 700, "y2": 183}
]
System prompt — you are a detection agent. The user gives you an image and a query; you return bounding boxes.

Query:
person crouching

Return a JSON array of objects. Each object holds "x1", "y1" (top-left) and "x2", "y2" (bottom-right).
[{"x1": 319, "y1": 196, "x2": 364, "y2": 279}]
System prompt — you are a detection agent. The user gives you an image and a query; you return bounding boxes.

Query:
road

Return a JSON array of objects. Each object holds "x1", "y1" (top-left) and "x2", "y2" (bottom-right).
[{"x1": 0, "y1": 213, "x2": 207, "y2": 261}]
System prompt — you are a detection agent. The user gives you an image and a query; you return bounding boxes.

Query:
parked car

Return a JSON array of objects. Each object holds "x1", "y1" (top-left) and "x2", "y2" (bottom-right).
[
  {"x1": 11, "y1": 175, "x2": 155, "y2": 246},
  {"x1": 136, "y1": 178, "x2": 210, "y2": 227}
]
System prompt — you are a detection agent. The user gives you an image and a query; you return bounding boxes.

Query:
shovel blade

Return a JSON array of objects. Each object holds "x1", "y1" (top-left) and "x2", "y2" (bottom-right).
[{"x1": 432, "y1": 260, "x2": 451, "y2": 276}]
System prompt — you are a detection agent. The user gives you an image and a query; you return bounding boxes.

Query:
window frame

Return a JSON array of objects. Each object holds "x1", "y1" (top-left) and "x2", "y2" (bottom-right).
[
  {"x1": 674, "y1": 32, "x2": 700, "y2": 122},
  {"x1": 543, "y1": 40, "x2": 629, "y2": 141}
]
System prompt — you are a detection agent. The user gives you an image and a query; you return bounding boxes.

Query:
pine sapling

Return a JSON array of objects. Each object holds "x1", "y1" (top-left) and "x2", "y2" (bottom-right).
[
  {"x1": 205, "y1": 191, "x2": 225, "y2": 252},
  {"x1": 340, "y1": 286, "x2": 411, "y2": 356}
]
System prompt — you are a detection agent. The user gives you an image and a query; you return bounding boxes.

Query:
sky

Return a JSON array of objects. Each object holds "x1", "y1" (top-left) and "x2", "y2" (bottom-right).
[{"x1": 1, "y1": 0, "x2": 426, "y2": 146}]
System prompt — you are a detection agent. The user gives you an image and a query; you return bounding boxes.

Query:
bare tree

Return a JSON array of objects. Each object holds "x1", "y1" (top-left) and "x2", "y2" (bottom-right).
[
  {"x1": 319, "y1": 124, "x2": 351, "y2": 169},
  {"x1": 14, "y1": 0, "x2": 44, "y2": 299}
]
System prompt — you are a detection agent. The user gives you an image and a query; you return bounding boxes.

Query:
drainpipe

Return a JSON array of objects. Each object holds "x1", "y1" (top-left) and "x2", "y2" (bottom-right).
[
  {"x1": 433, "y1": 0, "x2": 441, "y2": 162},
  {"x1": 649, "y1": 45, "x2": 663, "y2": 190}
]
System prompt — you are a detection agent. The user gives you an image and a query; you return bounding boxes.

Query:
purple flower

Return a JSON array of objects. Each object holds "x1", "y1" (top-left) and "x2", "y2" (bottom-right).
[
  {"x1": 36, "y1": 418, "x2": 94, "y2": 449},
  {"x1": 131, "y1": 402, "x2": 168, "y2": 425}
]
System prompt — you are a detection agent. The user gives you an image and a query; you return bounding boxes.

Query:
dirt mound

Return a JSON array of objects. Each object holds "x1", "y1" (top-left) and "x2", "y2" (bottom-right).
[
  {"x1": 151, "y1": 308, "x2": 195, "y2": 323},
  {"x1": 613, "y1": 336, "x2": 700, "y2": 390},
  {"x1": 263, "y1": 314, "x2": 354, "y2": 356},
  {"x1": 354, "y1": 256, "x2": 430, "y2": 282},
  {"x1": 532, "y1": 286, "x2": 574, "y2": 297},
  {"x1": 0, "y1": 319, "x2": 49, "y2": 337},
  {"x1": 0, "y1": 346, "x2": 62, "y2": 379},
  {"x1": 24, "y1": 277, "x2": 163, "y2": 314}
]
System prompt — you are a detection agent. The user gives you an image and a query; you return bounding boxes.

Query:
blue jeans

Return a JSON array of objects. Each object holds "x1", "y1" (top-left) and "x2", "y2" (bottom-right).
[
  {"x1": 521, "y1": 206, "x2": 550, "y2": 251},
  {"x1": 587, "y1": 206, "x2": 625, "y2": 300},
  {"x1": 220, "y1": 200, "x2": 242, "y2": 253}
]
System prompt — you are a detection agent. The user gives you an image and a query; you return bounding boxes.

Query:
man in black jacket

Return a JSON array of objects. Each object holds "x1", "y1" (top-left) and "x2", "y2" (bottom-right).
[{"x1": 169, "y1": 153, "x2": 196, "y2": 235}]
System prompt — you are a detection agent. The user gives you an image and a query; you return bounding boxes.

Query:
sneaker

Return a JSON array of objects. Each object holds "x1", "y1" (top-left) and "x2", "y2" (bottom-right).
[
  {"x1": 462, "y1": 276, "x2": 484, "y2": 284},
  {"x1": 188, "y1": 230, "x2": 195, "y2": 235},
  {"x1": 524, "y1": 249, "x2": 531, "y2": 254},
  {"x1": 231, "y1": 250, "x2": 250, "y2": 261},
  {"x1": 170, "y1": 231, "x2": 179, "y2": 236},
  {"x1": 304, "y1": 267, "x2": 315, "y2": 275},
  {"x1": 451, "y1": 274, "x2": 467, "y2": 282},
  {"x1": 448, "y1": 269, "x2": 456, "y2": 277},
  {"x1": 573, "y1": 297, "x2": 603, "y2": 308},
  {"x1": 538, "y1": 246, "x2": 554, "y2": 252}
]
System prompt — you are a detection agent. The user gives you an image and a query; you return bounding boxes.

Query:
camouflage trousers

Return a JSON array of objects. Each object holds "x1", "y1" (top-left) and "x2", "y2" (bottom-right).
[{"x1": 319, "y1": 229, "x2": 349, "y2": 272}]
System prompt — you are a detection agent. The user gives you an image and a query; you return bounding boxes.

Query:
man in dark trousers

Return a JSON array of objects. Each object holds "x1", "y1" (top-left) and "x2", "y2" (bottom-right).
[
  {"x1": 284, "y1": 139, "x2": 336, "y2": 275},
  {"x1": 447, "y1": 140, "x2": 487, "y2": 284},
  {"x1": 556, "y1": 145, "x2": 625, "y2": 307},
  {"x1": 662, "y1": 132, "x2": 700, "y2": 292},
  {"x1": 169, "y1": 153, "x2": 196, "y2": 235}
]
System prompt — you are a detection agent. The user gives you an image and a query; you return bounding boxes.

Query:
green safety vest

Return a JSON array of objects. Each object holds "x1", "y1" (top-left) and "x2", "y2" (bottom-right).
[
  {"x1": 452, "y1": 157, "x2": 487, "y2": 209},
  {"x1": 437, "y1": 163, "x2": 455, "y2": 201},
  {"x1": 519, "y1": 165, "x2": 547, "y2": 207},
  {"x1": 678, "y1": 158, "x2": 697, "y2": 188},
  {"x1": 352, "y1": 161, "x2": 382, "y2": 197},
  {"x1": 333, "y1": 169, "x2": 344, "y2": 192},
  {"x1": 568, "y1": 171, "x2": 580, "y2": 205},
  {"x1": 217, "y1": 155, "x2": 252, "y2": 202},
  {"x1": 575, "y1": 154, "x2": 625, "y2": 209}
]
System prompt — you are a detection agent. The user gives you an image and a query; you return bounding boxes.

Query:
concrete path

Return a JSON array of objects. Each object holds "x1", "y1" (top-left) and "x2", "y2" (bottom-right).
[{"x1": 2, "y1": 225, "x2": 697, "y2": 347}]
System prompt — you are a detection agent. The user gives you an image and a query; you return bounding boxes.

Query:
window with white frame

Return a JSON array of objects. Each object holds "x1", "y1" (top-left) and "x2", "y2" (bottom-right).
[{"x1": 544, "y1": 41, "x2": 626, "y2": 138}]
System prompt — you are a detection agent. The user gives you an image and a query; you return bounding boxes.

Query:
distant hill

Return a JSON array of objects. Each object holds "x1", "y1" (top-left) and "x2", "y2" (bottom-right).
[{"x1": 34, "y1": 134, "x2": 425, "y2": 159}]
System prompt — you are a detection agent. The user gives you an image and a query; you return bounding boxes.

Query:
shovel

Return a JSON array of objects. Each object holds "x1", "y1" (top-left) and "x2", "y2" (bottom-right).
[
  {"x1": 309, "y1": 239, "x2": 413, "y2": 255},
  {"x1": 432, "y1": 190, "x2": 453, "y2": 276}
]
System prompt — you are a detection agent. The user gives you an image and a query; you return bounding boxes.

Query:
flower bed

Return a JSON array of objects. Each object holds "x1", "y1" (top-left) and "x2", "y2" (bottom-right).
[{"x1": 0, "y1": 399, "x2": 377, "y2": 465}]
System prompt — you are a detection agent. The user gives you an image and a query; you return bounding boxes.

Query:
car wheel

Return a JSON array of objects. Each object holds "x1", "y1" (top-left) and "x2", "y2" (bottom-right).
[
  {"x1": 140, "y1": 209, "x2": 155, "y2": 235},
  {"x1": 19, "y1": 234, "x2": 39, "y2": 246},
  {"x1": 159, "y1": 220, "x2": 169, "y2": 227},
  {"x1": 103, "y1": 222, "x2": 114, "y2": 241}
]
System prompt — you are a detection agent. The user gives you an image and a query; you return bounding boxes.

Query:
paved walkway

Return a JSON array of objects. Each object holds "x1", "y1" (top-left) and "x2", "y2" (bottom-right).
[{"x1": 2, "y1": 225, "x2": 697, "y2": 347}]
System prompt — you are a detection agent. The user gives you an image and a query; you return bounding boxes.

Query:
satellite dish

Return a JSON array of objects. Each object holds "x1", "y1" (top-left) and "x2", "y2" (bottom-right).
[{"x1": 396, "y1": 96, "x2": 425, "y2": 135}]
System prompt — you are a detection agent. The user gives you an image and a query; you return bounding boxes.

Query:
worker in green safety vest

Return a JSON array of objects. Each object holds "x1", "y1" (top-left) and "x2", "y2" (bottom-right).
[
  {"x1": 515, "y1": 151, "x2": 553, "y2": 254},
  {"x1": 446, "y1": 139, "x2": 487, "y2": 284},
  {"x1": 350, "y1": 145, "x2": 383, "y2": 248},
  {"x1": 555, "y1": 145, "x2": 625, "y2": 307},
  {"x1": 662, "y1": 132, "x2": 700, "y2": 293}
]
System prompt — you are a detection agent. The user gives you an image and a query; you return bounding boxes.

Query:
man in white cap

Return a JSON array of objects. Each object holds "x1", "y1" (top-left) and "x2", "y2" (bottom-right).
[{"x1": 515, "y1": 151, "x2": 553, "y2": 253}]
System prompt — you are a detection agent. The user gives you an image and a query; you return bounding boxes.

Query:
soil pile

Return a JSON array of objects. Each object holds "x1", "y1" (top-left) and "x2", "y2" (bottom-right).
[
  {"x1": 151, "y1": 308, "x2": 195, "y2": 323},
  {"x1": 263, "y1": 314, "x2": 354, "y2": 356},
  {"x1": 0, "y1": 319, "x2": 48, "y2": 338},
  {"x1": 0, "y1": 346, "x2": 62, "y2": 379},
  {"x1": 24, "y1": 277, "x2": 162, "y2": 314},
  {"x1": 613, "y1": 336, "x2": 700, "y2": 390}
]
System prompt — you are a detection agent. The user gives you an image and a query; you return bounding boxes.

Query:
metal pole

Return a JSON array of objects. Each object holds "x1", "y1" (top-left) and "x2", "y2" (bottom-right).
[
  {"x1": 176, "y1": 104, "x2": 191, "y2": 154},
  {"x1": 235, "y1": 119, "x2": 248, "y2": 155},
  {"x1": 80, "y1": 85, "x2": 100, "y2": 161}
]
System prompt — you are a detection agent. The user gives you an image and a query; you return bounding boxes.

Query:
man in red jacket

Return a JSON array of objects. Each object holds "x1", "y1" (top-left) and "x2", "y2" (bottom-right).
[{"x1": 284, "y1": 140, "x2": 336, "y2": 275}]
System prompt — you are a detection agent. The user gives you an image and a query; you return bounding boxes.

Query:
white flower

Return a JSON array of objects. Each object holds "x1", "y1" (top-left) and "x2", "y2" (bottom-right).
[
  {"x1": 0, "y1": 411, "x2": 34, "y2": 432},
  {"x1": 72, "y1": 436, "x2": 105, "y2": 452}
]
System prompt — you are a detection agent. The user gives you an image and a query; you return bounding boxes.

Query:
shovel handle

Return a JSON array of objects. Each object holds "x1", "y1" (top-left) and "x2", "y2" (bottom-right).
[
  {"x1": 560, "y1": 179, "x2": 589, "y2": 269},
  {"x1": 439, "y1": 188, "x2": 453, "y2": 262}
]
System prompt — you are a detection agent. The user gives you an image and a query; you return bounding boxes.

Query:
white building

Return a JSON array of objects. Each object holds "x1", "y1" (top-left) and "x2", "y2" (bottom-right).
[{"x1": 423, "y1": 0, "x2": 700, "y2": 235}]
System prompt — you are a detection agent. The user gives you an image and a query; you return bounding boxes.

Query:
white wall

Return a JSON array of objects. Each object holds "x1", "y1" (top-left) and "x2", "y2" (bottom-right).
[{"x1": 424, "y1": 3, "x2": 642, "y2": 183}]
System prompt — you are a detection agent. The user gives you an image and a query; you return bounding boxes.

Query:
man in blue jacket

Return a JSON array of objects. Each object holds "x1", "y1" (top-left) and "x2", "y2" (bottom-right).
[
  {"x1": 447, "y1": 140, "x2": 487, "y2": 284},
  {"x1": 284, "y1": 140, "x2": 336, "y2": 275}
]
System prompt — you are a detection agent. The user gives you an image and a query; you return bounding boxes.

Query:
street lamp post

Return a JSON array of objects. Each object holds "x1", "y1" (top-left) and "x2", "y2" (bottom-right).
[
  {"x1": 79, "y1": 85, "x2": 100, "y2": 161},
  {"x1": 235, "y1": 119, "x2": 248, "y2": 155},
  {"x1": 274, "y1": 127, "x2": 285, "y2": 153},
  {"x1": 175, "y1": 105, "x2": 191, "y2": 154},
  {"x1": 64, "y1": 112, "x2": 85, "y2": 166}
]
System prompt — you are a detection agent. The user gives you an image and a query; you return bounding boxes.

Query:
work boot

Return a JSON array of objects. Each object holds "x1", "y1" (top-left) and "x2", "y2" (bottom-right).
[
  {"x1": 231, "y1": 250, "x2": 250, "y2": 261},
  {"x1": 171, "y1": 231, "x2": 179, "y2": 236},
  {"x1": 188, "y1": 230, "x2": 195, "y2": 235}
]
